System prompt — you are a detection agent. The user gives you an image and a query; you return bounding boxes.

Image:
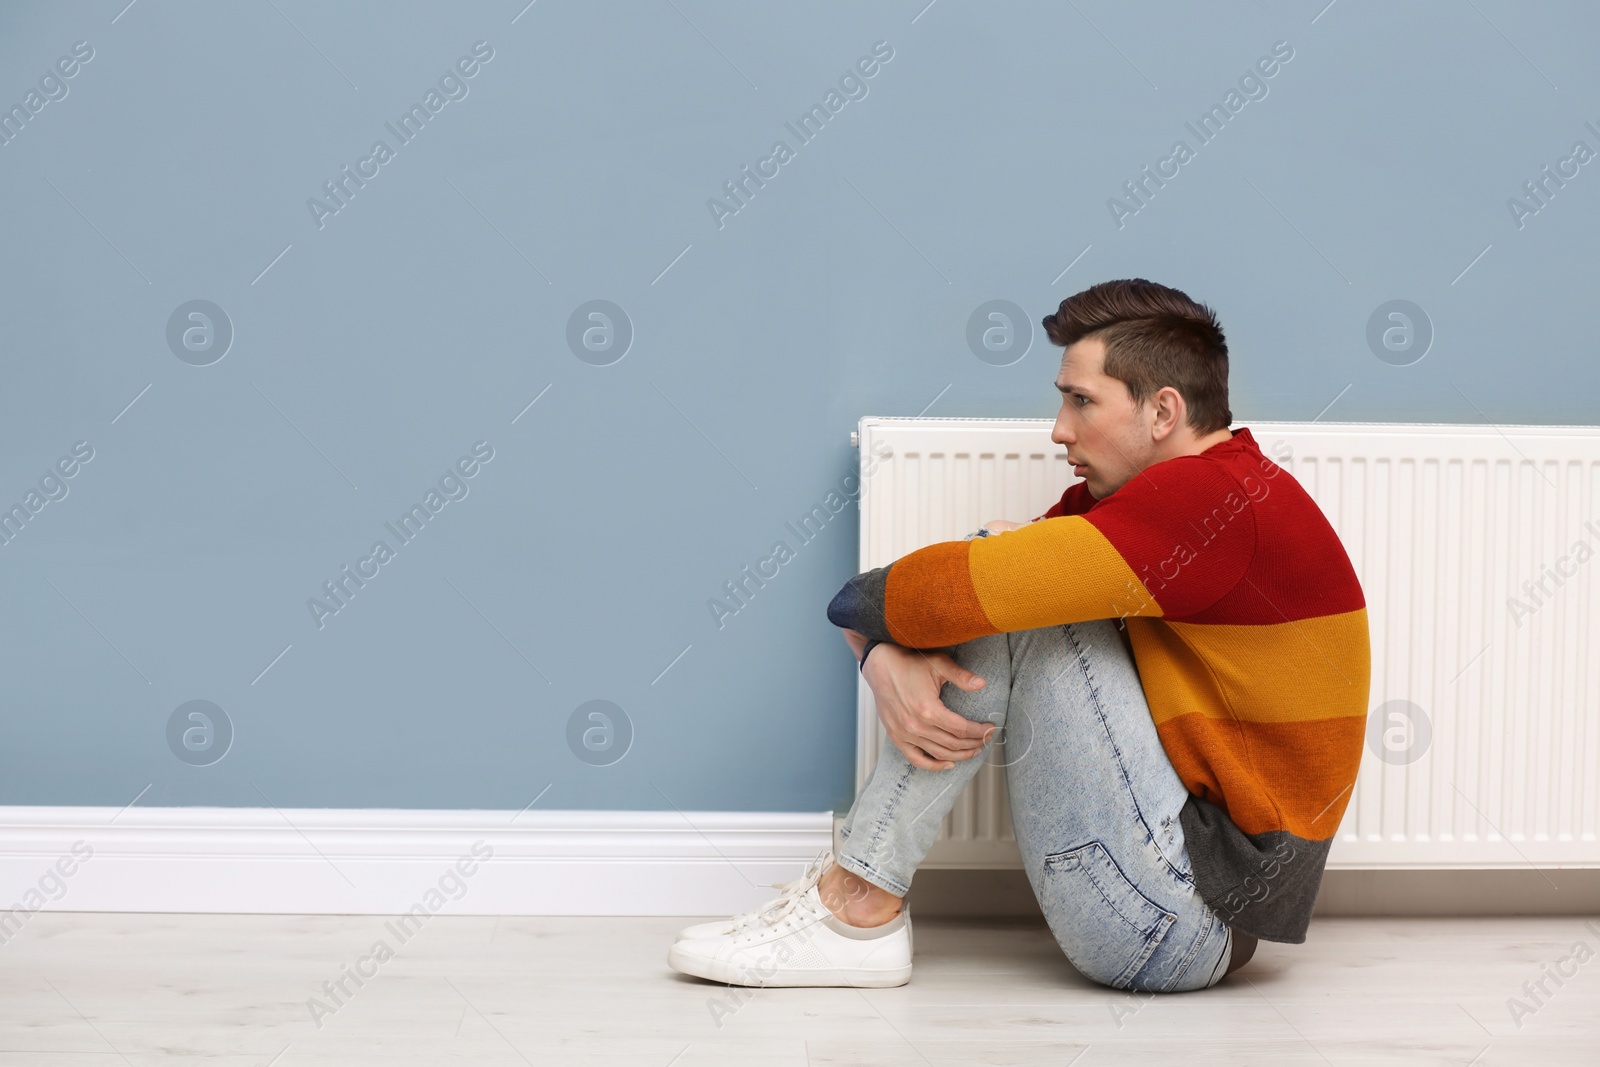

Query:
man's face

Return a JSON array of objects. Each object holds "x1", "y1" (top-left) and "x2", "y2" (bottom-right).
[{"x1": 1050, "y1": 336, "x2": 1156, "y2": 498}]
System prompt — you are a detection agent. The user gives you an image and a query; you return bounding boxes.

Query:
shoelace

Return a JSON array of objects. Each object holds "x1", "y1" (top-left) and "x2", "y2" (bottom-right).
[
  {"x1": 764, "y1": 848, "x2": 831, "y2": 895},
  {"x1": 716, "y1": 849, "x2": 832, "y2": 936}
]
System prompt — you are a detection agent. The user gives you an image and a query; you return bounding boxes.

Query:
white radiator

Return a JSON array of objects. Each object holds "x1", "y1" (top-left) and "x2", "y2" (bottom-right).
[{"x1": 853, "y1": 417, "x2": 1600, "y2": 870}]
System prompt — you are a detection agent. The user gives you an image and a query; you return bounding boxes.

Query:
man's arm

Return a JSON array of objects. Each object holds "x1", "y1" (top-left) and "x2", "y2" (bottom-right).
[
  {"x1": 827, "y1": 460, "x2": 1257, "y2": 649},
  {"x1": 827, "y1": 516, "x2": 1154, "y2": 647}
]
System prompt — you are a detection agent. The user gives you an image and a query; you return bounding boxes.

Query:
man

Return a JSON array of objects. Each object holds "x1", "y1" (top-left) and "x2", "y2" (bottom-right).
[{"x1": 668, "y1": 278, "x2": 1370, "y2": 992}]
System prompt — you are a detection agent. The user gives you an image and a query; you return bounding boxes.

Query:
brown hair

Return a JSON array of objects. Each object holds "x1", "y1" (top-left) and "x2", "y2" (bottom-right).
[{"x1": 1041, "y1": 278, "x2": 1231, "y2": 435}]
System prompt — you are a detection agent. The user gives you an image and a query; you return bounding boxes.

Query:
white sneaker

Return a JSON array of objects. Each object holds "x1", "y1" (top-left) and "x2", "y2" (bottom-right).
[
  {"x1": 666, "y1": 851, "x2": 912, "y2": 988},
  {"x1": 673, "y1": 849, "x2": 836, "y2": 942}
]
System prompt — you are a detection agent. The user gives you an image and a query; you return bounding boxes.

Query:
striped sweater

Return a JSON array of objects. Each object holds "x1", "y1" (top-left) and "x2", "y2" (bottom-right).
[{"x1": 827, "y1": 427, "x2": 1370, "y2": 943}]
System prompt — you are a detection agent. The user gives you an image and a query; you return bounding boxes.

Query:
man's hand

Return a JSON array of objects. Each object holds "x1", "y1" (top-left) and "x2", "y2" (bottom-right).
[
  {"x1": 861, "y1": 642, "x2": 995, "y2": 771},
  {"x1": 980, "y1": 519, "x2": 1024, "y2": 534}
]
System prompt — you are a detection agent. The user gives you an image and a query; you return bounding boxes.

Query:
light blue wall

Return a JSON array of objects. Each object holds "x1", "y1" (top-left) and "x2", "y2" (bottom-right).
[{"x1": 2, "y1": 1, "x2": 1595, "y2": 812}]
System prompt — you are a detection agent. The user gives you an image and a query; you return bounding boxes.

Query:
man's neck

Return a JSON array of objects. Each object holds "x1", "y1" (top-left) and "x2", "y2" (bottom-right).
[{"x1": 1156, "y1": 426, "x2": 1234, "y2": 464}]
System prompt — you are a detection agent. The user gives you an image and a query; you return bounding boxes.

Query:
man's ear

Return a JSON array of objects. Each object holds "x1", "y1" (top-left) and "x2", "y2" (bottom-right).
[{"x1": 1150, "y1": 386, "x2": 1186, "y2": 442}]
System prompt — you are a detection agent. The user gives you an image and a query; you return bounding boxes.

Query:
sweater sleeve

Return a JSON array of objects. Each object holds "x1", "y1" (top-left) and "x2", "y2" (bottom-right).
[{"x1": 827, "y1": 457, "x2": 1258, "y2": 647}]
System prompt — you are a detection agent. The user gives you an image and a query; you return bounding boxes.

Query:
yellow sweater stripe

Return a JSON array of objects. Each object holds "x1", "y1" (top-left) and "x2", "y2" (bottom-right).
[
  {"x1": 968, "y1": 515, "x2": 1163, "y2": 631},
  {"x1": 1128, "y1": 609, "x2": 1371, "y2": 726}
]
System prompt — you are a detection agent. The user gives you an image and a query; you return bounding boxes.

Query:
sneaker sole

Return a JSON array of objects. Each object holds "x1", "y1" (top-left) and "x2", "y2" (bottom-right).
[
  {"x1": 674, "y1": 907, "x2": 912, "y2": 944},
  {"x1": 666, "y1": 942, "x2": 911, "y2": 988}
]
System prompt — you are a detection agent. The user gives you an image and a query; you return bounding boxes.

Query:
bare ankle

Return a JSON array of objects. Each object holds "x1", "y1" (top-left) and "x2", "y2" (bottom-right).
[{"x1": 818, "y1": 863, "x2": 903, "y2": 927}]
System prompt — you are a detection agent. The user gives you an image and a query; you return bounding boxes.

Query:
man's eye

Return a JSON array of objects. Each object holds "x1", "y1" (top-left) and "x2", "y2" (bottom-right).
[{"x1": 1073, "y1": 394, "x2": 1089, "y2": 407}]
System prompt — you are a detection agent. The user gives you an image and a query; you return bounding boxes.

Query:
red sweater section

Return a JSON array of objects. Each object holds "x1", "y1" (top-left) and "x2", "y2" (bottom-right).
[{"x1": 1039, "y1": 428, "x2": 1364, "y2": 624}]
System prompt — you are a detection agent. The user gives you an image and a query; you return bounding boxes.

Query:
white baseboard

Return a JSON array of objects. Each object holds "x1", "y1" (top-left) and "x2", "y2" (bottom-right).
[{"x1": 0, "y1": 806, "x2": 834, "y2": 917}]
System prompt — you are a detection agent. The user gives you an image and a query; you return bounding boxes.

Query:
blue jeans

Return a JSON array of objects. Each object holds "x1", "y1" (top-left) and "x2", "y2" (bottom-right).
[{"x1": 837, "y1": 619, "x2": 1235, "y2": 992}]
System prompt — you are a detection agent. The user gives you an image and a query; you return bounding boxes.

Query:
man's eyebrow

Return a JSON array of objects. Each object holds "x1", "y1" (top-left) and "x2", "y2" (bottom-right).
[{"x1": 1056, "y1": 381, "x2": 1090, "y2": 396}]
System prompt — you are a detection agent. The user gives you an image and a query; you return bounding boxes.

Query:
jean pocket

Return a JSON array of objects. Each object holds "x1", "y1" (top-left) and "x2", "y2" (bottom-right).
[{"x1": 1042, "y1": 839, "x2": 1177, "y2": 990}]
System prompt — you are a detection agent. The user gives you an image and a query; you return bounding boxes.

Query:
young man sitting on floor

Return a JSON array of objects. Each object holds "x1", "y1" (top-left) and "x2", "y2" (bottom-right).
[{"x1": 668, "y1": 277, "x2": 1370, "y2": 992}]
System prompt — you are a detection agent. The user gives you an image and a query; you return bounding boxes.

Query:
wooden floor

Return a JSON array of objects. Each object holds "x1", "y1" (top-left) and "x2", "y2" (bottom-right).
[{"x1": 1, "y1": 912, "x2": 1596, "y2": 1065}]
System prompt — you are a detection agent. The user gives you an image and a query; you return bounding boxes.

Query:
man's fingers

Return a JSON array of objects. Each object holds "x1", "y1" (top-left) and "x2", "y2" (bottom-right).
[
  {"x1": 919, "y1": 701, "x2": 998, "y2": 744},
  {"x1": 894, "y1": 739, "x2": 952, "y2": 771},
  {"x1": 912, "y1": 736, "x2": 987, "y2": 763},
  {"x1": 928, "y1": 652, "x2": 985, "y2": 691},
  {"x1": 912, "y1": 719, "x2": 992, "y2": 753}
]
